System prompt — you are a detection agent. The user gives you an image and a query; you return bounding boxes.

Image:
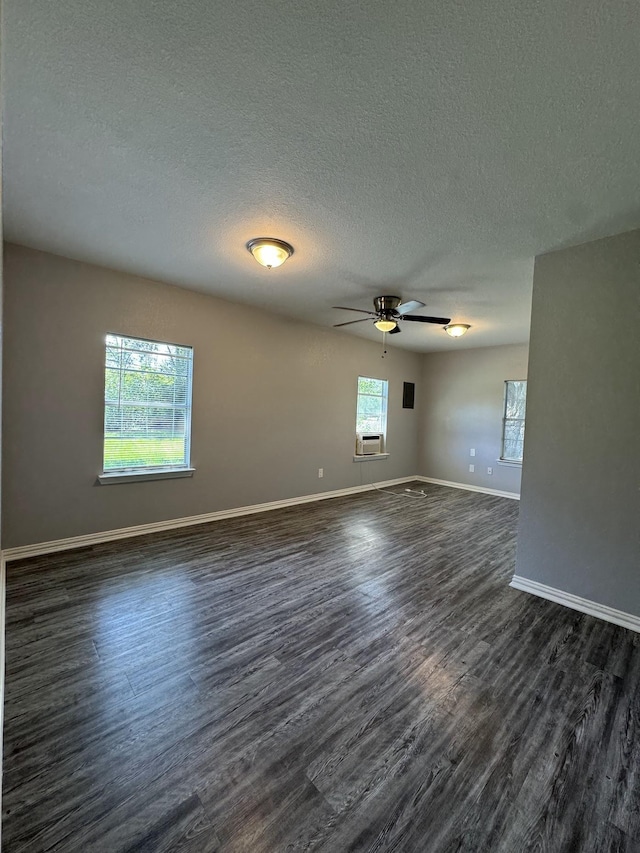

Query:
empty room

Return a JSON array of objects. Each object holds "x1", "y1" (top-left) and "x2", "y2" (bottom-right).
[{"x1": 1, "y1": 1, "x2": 639, "y2": 851}]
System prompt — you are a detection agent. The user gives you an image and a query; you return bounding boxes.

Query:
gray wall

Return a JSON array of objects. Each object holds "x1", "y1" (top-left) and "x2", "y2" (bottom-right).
[
  {"x1": 418, "y1": 345, "x2": 529, "y2": 495},
  {"x1": 2, "y1": 244, "x2": 422, "y2": 548},
  {"x1": 516, "y1": 229, "x2": 640, "y2": 616}
]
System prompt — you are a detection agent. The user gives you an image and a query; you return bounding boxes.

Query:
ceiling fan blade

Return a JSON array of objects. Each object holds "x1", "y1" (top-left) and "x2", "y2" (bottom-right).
[
  {"x1": 397, "y1": 299, "x2": 425, "y2": 315},
  {"x1": 403, "y1": 314, "x2": 451, "y2": 325},
  {"x1": 331, "y1": 306, "x2": 377, "y2": 316},
  {"x1": 388, "y1": 324, "x2": 402, "y2": 334},
  {"x1": 333, "y1": 318, "x2": 371, "y2": 327}
]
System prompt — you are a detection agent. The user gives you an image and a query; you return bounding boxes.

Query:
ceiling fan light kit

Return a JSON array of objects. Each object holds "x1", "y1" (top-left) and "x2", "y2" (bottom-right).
[
  {"x1": 246, "y1": 238, "x2": 293, "y2": 269},
  {"x1": 374, "y1": 318, "x2": 397, "y2": 332},
  {"x1": 444, "y1": 323, "x2": 471, "y2": 337}
]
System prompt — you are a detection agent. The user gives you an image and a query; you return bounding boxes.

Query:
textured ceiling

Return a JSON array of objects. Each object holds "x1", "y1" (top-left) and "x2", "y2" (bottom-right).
[{"x1": 4, "y1": 0, "x2": 640, "y2": 351}]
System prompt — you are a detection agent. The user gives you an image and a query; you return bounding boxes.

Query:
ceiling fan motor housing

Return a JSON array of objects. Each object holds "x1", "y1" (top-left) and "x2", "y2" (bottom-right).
[{"x1": 373, "y1": 295, "x2": 402, "y2": 317}]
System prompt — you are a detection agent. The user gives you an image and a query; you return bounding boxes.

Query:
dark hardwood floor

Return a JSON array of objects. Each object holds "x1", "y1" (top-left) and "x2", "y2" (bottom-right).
[{"x1": 3, "y1": 482, "x2": 639, "y2": 852}]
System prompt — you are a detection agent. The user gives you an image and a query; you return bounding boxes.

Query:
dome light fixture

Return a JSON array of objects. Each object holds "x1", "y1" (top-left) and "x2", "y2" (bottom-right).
[
  {"x1": 444, "y1": 323, "x2": 471, "y2": 338},
  {"x1": 374, "y1": 318, "x2": 397, "y2": 332},
  {"x1": 246, "y1": 238, "x2": 294, "y2": 269}
]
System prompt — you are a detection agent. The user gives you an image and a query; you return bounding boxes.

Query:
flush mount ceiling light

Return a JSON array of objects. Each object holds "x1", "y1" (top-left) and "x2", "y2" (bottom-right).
[
  {"x1": 246, "y1": 238, "x2": 294, "y2": 269},
  {"x1": 444, "y1": 323, "x2": 471, "y2": 338},
  {"x1": 374, "y1": 318, "x2": 397, "y2": 332}
]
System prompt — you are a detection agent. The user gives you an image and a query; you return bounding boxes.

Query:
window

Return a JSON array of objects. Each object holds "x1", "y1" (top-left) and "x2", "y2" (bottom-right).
[
  {"x1": 103, "y1": 334, "x2": 193, "y2": 474},
  {"x1": 501, "y1": 380, "x2": 527, "y2": 462},
  {"x1": 356, "y1": 376, "x2": 388, "y2": 435}
]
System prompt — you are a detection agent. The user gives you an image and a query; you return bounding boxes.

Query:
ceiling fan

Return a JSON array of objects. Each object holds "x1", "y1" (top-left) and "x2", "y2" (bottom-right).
[{"x1": 332, "y1": 295, "x2": 450, "y2": 335}]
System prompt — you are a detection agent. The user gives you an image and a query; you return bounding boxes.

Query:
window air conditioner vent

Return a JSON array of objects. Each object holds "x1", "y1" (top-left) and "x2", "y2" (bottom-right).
[{"x1": 356, "y1": 433, "x2": 383, "y2": 455}]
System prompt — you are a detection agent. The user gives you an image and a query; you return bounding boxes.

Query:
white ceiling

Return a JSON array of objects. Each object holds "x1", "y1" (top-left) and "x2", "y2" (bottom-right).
[{"x1": 4, "y1": 0, "x2": 640, "y2": 351}]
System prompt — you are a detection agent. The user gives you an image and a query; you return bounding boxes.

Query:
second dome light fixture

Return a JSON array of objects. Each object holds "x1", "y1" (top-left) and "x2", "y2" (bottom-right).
[
  {"x1": 444, "y1": 323, "x2": 471, "y2": 337},
  {"x1": 246, "y1": 238, "x2": 294, "y2": 269}
]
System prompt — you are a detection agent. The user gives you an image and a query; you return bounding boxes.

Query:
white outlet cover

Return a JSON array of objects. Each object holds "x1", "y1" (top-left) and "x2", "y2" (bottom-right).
[
  {"x1": 469, "y1": 464, "x2": 475, "y2": 473},
  {"x1": 470, "y1": 448, "x2": 476, "y2": 457}
]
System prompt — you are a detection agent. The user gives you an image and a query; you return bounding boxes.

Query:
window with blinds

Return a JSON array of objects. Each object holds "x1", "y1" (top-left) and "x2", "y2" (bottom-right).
[
  {"x1": 356, "y1": 376, "x2": 388, "y2": 435},
  {"x1": 104, "y1": 334, "x2": 193, "y2": 473},
  {"x1": 501, "y1": 379, "x2": 527, "y2": 463}
]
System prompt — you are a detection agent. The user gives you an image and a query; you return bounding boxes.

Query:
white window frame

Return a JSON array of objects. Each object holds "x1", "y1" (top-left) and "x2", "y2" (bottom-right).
[
  {"x1": 355, "y1": 376, "x2": 389, "y2": 454},
  {"x1": 99, "y1": 334, "x2": 195, "y2": 484},
  {"x1": 500, "y1": 379, "x2": 527, "y2": 464}
]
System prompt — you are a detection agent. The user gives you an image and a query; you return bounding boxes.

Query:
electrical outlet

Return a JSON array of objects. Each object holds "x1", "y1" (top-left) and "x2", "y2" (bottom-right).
[
  {"x1": 470, "y1": 448, "x2": 476, "y2": 457},
  {"x1": 318, "y1": 468, "x2": 324, "y2": 478},
  {"x1": 469, "y1": 464, "x2": 475, "y2": 473},
  {"x1": 487, "y1": 467, "x2": 493, "y2": 475}
]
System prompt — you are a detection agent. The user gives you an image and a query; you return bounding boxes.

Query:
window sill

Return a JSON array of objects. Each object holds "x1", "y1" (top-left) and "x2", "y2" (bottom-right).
[
  {"x1": 497, "y1": 459, "x2": 522, "y2": 468},
  {"x1": 353, "y1": 453, "x2": 390, "y2": 462},
  {"x1": 98, "y1": 467, "x2": 195, "y2": 485}
]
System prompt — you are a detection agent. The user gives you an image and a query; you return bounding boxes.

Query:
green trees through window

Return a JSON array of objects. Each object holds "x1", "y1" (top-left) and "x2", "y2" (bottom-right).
[
  {"x1": 356, "y1": 376, "x2": 388, "y2": 435},
  {"x1": 501, "y1": 380, "x2": 527, "y2": 462},
  {"x1": 104, "y1": 334, "x2": 193, "y2": 472}
]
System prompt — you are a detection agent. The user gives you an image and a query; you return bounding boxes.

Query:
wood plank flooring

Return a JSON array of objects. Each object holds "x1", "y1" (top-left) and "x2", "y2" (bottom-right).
[{"x1": 3, "y1": 482, "x2": 640, "y2": 852}]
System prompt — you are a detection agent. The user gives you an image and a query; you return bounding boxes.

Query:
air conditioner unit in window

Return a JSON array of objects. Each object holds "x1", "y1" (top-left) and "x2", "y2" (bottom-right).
[{"x1": 356, "y1": 433, "x2": 383, "y2": 455}]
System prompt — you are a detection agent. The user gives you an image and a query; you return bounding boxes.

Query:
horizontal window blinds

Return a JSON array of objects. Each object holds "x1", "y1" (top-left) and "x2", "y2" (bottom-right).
[
  {"x1": 356, "y1": 376, "x2": 388, "y2": 434},
  {"x1": 104, "y1": 334, "x2": 193, "y2": 472},
  {"x1": 501, "y1": 380, "x2": 527, "y2": 462}
]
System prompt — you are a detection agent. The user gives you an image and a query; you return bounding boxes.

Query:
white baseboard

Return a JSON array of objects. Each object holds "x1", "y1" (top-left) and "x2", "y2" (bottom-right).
[
  {"x1": 510, "y1": 575, "x2": 640, "y2": 634},
  {"x1": 1, "y1": 476, "x2": 418, "y2": 562},
  {"x1": 416, "y1": 476, "x2": 520, "y2": 501}
]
